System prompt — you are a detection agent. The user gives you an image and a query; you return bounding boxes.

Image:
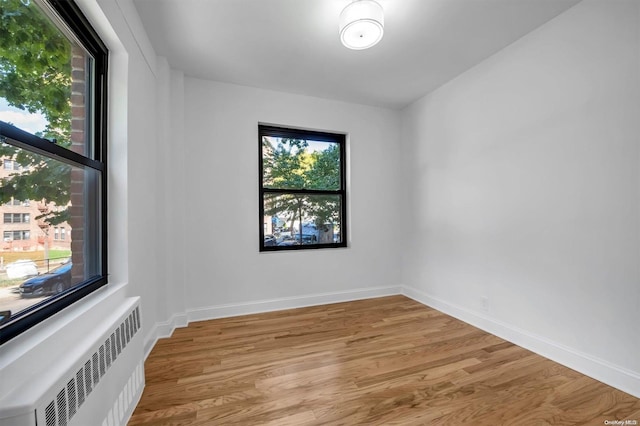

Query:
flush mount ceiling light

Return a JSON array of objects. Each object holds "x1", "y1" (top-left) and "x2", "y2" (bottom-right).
[{"x1": 339, "y1": 0, "x2": 384, "y2": 50}]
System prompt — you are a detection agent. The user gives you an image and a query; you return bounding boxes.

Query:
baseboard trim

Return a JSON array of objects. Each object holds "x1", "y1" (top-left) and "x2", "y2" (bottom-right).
[
  {"x1": 401, "y1": 284, "x2": 640, "y2": 399},
  {"x1": 186, "y1": 285, "x2": 402, "y2": 323},
  {"x1": 142, "y1": 324, "x2": 158, "y2": 360},
  {"x1": 143, "y1": 285, "x2": 401, "y2": 358},
  {"x1": 143, "y1": 313, "x2": 188, "y2": 359},
  {"x1": 156, "y1": 313, "x2": 189, "y2": 338}
]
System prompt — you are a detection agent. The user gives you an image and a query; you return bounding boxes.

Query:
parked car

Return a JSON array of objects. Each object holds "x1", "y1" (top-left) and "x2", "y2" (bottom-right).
[
  {"x1": 295, "y1": 234, "x2": 318, "y2": 245},
  {"x1": 19, "y1": 262, "x2": 72, "y2": 298},
  {"x1": 5, "y1": 259, "x2": 38, "y2": 279},
  {"x1": 264, "y1": 234, "x2": 277, "y2": 247},
  {"x1": 277, "y1": 236, "x2": 300, "y2": 246}
]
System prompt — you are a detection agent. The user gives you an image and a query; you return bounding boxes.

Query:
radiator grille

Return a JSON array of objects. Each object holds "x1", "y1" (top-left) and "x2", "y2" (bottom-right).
[
  {"x1": 105, "y1": 336, "x2": 112, "y2": 369},
  {"x1": 67, "y1": 379, "x2": 76, "y2": 419},
  {"x1": 75, "y1": 369, "x2": 85, "y2": 407},
  {"x1": 45, "y1": 401, "x2": 56, "y2": 426},
  {"x1": 84, "y1": 361, "x2": 92, "y2": 396},
  {"x1": 56, "y1": 389, "x2": 67, "y2": 426},
  {"x1": 40, "y1": 306, "x2": 141, "y2": 426}
]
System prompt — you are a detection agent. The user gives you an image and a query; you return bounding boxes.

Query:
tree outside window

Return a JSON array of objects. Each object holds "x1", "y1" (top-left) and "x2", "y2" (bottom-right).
[
  {"x1": 0, "y1": 0, "x2": 107, "y2": 343},
  {"x1": 259, "y1": 125, "x2": 346, "y2": 251}
]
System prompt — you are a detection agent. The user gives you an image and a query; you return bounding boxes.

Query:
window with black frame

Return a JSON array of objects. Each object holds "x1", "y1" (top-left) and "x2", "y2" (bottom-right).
[
  {"x1": 0, "y1": 0, "x2": 108, "y2": 343},
  {"x1": 259, "y1": 125, "x2": 347, "y2": 251}
]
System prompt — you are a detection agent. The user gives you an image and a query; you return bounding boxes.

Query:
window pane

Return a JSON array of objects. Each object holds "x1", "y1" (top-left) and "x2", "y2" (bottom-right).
[
  {"x1": 0, "y1": 139, "x2": 102, "y2": 316},
  {"x1": 0, "y1": 0, "x2": 95, "y2": 157},
  {"x1": 263, "y1": 193, "x2": 343, "y2": 246},
  {"x1": 262, "y1": 137, "x2": 341, "y2": 191}
]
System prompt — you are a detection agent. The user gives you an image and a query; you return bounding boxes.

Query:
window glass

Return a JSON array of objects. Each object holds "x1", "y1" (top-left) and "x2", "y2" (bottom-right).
[
  {"x1": 0, "y1": 0, "x2": 96, "y2": 158},
  {"x1": 0, "y1": 0, "x2": 107, "y2": 343},
  {"x1": 263, "y1": 193, "x2": 343, "y2": 246},
  {"x1": 262, "y1": 138, "x2": 341, "y2": 191},
  {"x1": 259, "y1": 125, "x2": 346, "y2": 251},
  {"x1": 0, "y1": 139, "x2": 102, "y2": 312}
]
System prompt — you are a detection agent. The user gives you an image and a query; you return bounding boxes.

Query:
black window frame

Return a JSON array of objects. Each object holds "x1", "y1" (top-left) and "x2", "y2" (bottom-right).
[
  {"x1": 0, "y1": 0, "x2": 108, "y2": 343},
  {"x1": 258, "y1": 125, "x2": 347, "y2": 252}
]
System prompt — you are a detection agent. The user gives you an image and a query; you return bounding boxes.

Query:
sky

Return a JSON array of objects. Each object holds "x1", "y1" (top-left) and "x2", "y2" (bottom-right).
[
  {"x1": 307, "y1": 140, "x2": 333, "y2": 153},
  {"x1": 267, "y1": 137, "x2": 335, "y2": 154},
  {"x1": 0, "y1": 98, "x2": 48, "y2": 134}
]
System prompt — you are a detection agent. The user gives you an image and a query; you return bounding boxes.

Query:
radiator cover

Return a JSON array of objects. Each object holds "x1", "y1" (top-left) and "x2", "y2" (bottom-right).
[{"x1": 0, "y1": 297, "x2": 144, "y2": 426}]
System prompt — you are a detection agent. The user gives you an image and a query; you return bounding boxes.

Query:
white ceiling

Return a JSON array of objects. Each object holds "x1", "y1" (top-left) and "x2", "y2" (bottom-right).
[{"x1": 132, "y1": 0, "x2": 581, "y2": 109}]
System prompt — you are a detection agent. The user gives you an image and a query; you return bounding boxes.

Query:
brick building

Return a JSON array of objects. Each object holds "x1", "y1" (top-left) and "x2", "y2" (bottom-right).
[
  {"x1": 0, "y1": 158, "x2": 71, "y2": 253},
  {"x1": 0, "y1": 45, "x2": 86, "y2": 260}
]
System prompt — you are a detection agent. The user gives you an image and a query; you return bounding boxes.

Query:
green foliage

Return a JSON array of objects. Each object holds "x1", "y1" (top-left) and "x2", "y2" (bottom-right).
[
  {"x1": 0, "y1": 143, "x2": 71, "y2": 224},
  {"x1": 262, "y1": 137, "x2": 342, "y2": 231},
  {"x1": 0, "y1": 0, "x2": 72, "y2": 142},
  {"x1": 307, "y1": 144, "x2": 340, "y2": 190},
  {"x1": 263, "y1": 138, "x2": 310, "y2": 190},
  {"x1": 0, "y1": 0, "x2": 73, "y2": 224},
  {"x1": 263, "y1": 138, "x2": 340, "y2": 191}
]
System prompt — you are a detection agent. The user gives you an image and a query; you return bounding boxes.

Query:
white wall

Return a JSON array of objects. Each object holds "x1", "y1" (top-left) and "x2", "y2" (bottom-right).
[
  {"x1": 0, "y1": 0, "x2": 170, "y2": 417},
  {"x1": 150, "y1": 60, "x2": 189, "y2": 342},
  {"x1": 110, "y1": 0, "x2": 162, "y2": 351},
  {"x1": 94, "y1": 0, "x2": 176, "y2": 356},
  {"x1": 182, "y1": 79, "x2": 402, "y2": 316},
  {"x1": 3, "y1": 0, "x2": 639, "y2": 418},
  {"x1": 400, "y1": 0, "x2": 640, "y2": 396}
]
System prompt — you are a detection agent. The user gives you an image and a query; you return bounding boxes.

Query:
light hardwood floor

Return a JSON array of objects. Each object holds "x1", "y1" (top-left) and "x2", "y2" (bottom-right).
[{"x1": 129, "y1": 295, "x2": 640, "y2": 425}]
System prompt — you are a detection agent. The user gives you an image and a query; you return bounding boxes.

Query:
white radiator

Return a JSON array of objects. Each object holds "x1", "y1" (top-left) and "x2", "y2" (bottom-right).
[{"x1": 0, "y1": 297, "x2": 144, "y2": 426}]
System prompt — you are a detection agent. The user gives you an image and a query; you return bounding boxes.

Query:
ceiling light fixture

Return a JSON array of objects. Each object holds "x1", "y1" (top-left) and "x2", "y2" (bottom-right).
[{"x1": 339, "y1": 0, "x2": 384, "y2": 50}]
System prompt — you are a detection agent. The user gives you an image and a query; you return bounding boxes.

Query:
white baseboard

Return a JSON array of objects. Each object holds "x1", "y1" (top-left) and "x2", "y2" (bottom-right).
[
  {"x1": 156, "y1": 313, "x2": 189, "y2": 338},
  {"x1": 142, "y1": 325, "x2": 157, "y2": 360},
  {"x1": 402, "y1": 284, "x2": 640, "y2": 399},
  {"x1": 143, "y1": 313, "x2": 188, "y2": 359},
  {"x1": 186, "y1": 285, "x2": 402, "y2": 323},
  {"x1": 143, "y1": 285, "x2": 401, "y2": 358}
]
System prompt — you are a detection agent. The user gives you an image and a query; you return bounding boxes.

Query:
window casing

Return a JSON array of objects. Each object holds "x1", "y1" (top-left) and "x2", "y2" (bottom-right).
[
  {"x1": 3, "y1": 213, "x2": 30, "y2": 223},
  {"x1": 53, "y1": 226, "x2": 67, "y2": 240},
  {"x1": 3, "y1": 159, "x2": 21, "y2": 170},
  {"x1": 259, "y1": 125, "x2": 347, "y2": 251},
  {"x1": 3, "y1": 230, "x2": 30, "y2": 240},
  {"x1": 0, "y1": 0, "x2": 108, "y2": 342},
  {"x1": 4, "y1": 198, "x2": 29, "y2": 206}
]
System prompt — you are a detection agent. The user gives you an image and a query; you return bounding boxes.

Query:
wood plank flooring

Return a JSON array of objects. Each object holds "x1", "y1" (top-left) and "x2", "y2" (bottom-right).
[{"x1": 129, "y1": 295, "x2": 640, "y2": 425}]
